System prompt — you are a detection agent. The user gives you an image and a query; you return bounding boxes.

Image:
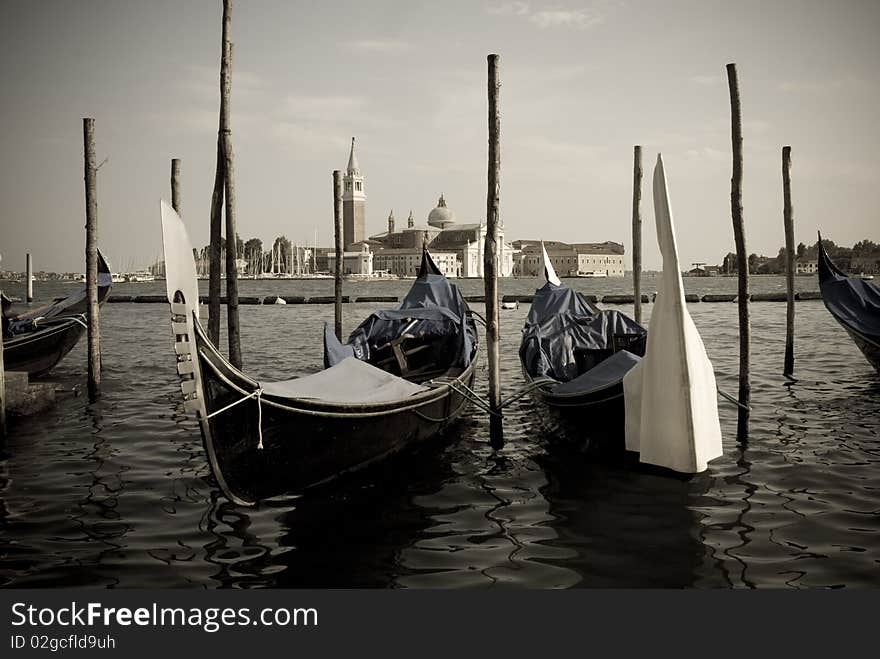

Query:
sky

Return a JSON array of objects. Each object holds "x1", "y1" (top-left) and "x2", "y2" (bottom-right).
[{"x1": 0, "y1": 0, "x2": 878, "y2": 273}]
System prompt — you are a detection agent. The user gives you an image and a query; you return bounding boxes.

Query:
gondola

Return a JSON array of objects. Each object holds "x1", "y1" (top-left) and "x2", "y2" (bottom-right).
[
  {"x1": 160, "y1": 201, "x2": 479, "y2": 506},
  {"x1": 519, "y1": 243, "x2": 647, "y2": 452},
  {"x1": 817, "y1": 233, "x2": 880, "y2": 372},
  {"x1": 520, "y1": 155, "x2": 722, "y2": 474},
  {"x1": 2, "y1": 252, "x2": 111, "y2": 377}
]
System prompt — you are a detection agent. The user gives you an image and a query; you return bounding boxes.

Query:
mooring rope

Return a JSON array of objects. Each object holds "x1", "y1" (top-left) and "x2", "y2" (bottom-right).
[
  {"x1": 205, "y1": 386, "x2": 265, "y2": 449},
  {"x1": 717, "y1": 387, "x2": 750, "y2": 411}
]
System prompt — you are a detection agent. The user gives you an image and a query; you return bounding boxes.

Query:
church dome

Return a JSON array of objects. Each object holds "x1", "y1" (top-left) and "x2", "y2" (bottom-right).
[{"x1": 427, "y1": 194, "x2": 456, "y2": 229}]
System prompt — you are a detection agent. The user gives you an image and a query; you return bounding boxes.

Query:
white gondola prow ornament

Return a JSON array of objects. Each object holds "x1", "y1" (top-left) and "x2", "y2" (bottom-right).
[
  {"x1": 538, "y1": 241, "x2": 562, "y2": 287},
  {"x1": 622, "y1": 155, "x2": 723, "y2": 473}
]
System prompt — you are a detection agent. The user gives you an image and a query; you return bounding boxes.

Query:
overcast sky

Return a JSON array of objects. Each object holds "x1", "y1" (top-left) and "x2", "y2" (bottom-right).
[{"x1": 1, "y1": 0, "x2": 878, "y2": 272}]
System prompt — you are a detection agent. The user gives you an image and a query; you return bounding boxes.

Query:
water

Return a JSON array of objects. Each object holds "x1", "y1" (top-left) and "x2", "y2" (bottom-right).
[{"x1": 1, "y1": 276, "x2": 878, "y2": 588}]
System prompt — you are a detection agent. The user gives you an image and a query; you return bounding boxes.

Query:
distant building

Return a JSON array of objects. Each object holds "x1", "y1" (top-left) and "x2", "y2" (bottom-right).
[
  {"x1": 368, "y1": 194, "x2": 516, "y2": 278},
  {"x1": 796, "y1": 258, "x2": 818, "y2": 274},
  {"x1": 687, "y1": 265, "x2": 720, "y2": 277},
  {"x1": 851, "y1": 254, "x2": 879, "y2": 275},
  {"x1": 343, "y1": 137, "x2": 366, "y2": 249},
  {"x1": 327, "y1": 244, "x2": 373, "y2": 275},
  {"x1": 512, "y1": 240, "x2": 625, "y2": 277}
]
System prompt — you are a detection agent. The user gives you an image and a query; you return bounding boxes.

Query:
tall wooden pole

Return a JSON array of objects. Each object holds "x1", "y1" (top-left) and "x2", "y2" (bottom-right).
[
  {"x1": 208, "y1": 140, "x2": 223, "y2": 347},
  {"x1": 25, "y1": 253, "x2": 33, "y2": 303},
  {"x1": 333, "y1": 170, "x2": 344, "y2": 341},
  {"x1": 631, "y1": 145, "x2": 643, "y2": 324},
  {"x1": 485, "y1": 53, "x2": 503, "y2": 445},
  {"x1": 83, "y1": 117, "x2": 101, "y2": 402},
  {"x1": 726, "y1": 63, "x2": 750, "y2": 439},
  {"x1": 0, "y1": 305, "x2": 6, "y2": 443},
  {"x1": 220, "y1": 21, "x2": 241, "y2": 369},
  {"x1": 782, "y1": 145, "x2": 795, "y2": 378},
  {"x1": 171, "y1": 158, "x2": 181, "y2": 214}
]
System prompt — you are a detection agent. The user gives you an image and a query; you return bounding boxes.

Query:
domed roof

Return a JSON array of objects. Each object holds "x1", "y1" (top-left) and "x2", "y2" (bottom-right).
[{"x1": 427, "y1": 194, "x2": 456, "y2": 229}]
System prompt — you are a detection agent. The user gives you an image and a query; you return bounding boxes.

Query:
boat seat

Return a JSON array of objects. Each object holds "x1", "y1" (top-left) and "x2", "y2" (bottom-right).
[
  {"x1": 260, "y1": 356, "x2": 428, "y2": 404},
  {"x1": 552, "y1": 350, "x2": 642, "y2": 396}
]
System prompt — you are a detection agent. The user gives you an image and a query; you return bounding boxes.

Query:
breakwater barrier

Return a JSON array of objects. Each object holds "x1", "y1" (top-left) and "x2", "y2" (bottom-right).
[{"x1": 103, "y1": 292, "x2": 825, "y2": 305}]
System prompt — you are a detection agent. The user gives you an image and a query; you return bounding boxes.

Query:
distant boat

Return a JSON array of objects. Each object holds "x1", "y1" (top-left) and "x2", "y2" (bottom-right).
[
  {"x1": 817, "y1": 234, "x2": 880, "y2": 372},
  {"x1": 3, "y1": 251, "x2": 112, "y2": 376},
  {"x1": 576, "y1": 271, "x2": 608, "y2": 278},
  {"x1": 125, "y1": 272, "x2": 155, "y2": 282},
  {"x1": 160, "y1": 201, "x2": 478, "y2": 505}
]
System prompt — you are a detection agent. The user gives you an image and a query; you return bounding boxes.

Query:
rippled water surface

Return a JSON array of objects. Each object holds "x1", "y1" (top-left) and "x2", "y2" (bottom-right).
[{"x1": 1, "y1": 277, "x2": 878, "y2": 588}]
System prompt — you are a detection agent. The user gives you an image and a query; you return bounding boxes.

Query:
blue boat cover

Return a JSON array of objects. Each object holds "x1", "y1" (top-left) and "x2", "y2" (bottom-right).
[
  {"x1": 818, "y1": 240, "x2": 880, "y2": 341},
  {"x1": 520, "y1": 282, "x2": 646, "y2": 383},
  {"x1": 324, "y1": 249, "x2": 475, "y2": 370},
  {"x1": 552, "y1": 349, "x2": 642, "y2": 395}
]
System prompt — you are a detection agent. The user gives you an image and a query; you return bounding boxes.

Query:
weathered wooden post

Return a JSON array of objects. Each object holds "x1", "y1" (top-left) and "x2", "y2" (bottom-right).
[
  {"x1": 26, "y1": 253, "x2": 33, "y2": 303},
  {"x1": 631, "y1": 145, "x2": 643, "y2": 324},
  {"x1": 782, "y1": 146, "x2": 795, "y2": 378},
  {"x1": 83, "y1": 117, "x2": 101, "y2": 401},
  {"x1": 220, "y1": 21, "x2": 241, "y2": 369},
  {"x1": 208, "y1": 140, "x2": 223, "y2": 347},
  {"x1": 1, "y1": 314, "x2": 6, "y2": 443},
  {"x1": 485, "y1": 53, "x2": 503, "y2": 446},
  {"x1": 171, "y1": 158, "x2": 181, "y2": 214},
  {"x1": 726, "y1": 63, "x2": 750, "y2": 439},
  {"x1": 333, "y1": 170, "x2": 344, "y2": 341}
]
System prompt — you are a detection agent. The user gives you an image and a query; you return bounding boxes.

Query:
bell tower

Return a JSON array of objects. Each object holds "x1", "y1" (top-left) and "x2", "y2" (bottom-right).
[{"x1": 343, "y1": 137, "x2": 366, "y2": 248}]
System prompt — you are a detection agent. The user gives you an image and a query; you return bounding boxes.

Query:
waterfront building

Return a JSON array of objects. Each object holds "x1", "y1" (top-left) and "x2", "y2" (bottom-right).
[
  {"x1": 369, "y1": 194, "x2": 516, "y2": 278},
  {"x1": 343, "y1": 137, "x2": 366, "y2": 249},
  {"x1": 512, "y1": 240, "x2": 625, "y2": 277}
]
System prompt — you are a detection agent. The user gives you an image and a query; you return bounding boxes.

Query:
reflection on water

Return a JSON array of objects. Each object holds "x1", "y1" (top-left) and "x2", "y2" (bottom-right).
[{"x1": 0, "y1": 289, "x2": 878, "y2": 588}]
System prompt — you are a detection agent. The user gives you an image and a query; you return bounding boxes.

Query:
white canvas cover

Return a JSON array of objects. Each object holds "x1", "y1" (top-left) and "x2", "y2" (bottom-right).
[
  {"x1": 622, "y1": 155, "x2": 723, "y2": 473},
  {"x1": 261, "y1": 357, "x2": 428, "y2": 404}
]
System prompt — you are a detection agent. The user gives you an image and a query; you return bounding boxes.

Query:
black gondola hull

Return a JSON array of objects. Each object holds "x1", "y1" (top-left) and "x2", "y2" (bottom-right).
[
  {"x1": 3, "y1": 318, "x2": 86, "y2": 377},
  {"x1": 521, "y1": 361, "x2": 628, "y2": 454},
  {"x1": 194, "y1": 321, "x2": 478, "y2": 504},
  {"x1": 817, "y1": 236, "x2": 880, "y2": 373}
]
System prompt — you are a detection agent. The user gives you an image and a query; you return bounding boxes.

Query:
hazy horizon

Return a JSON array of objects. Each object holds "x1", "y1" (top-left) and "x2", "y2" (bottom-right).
[{"x1": 1, "y1": 0, "x2": 878, "y2": 273}]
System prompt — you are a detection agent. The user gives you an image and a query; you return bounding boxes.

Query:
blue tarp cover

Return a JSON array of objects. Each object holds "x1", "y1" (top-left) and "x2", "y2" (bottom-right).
[
  {"x1": 520, "y1": 282, "x2": 646, "y2": 384},
  {"x1": 324, "y1": 251, "x2": 475, "y2": 370}
]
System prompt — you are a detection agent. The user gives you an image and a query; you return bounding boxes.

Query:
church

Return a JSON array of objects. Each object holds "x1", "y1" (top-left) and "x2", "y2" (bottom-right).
[{"x1": 336, "y1": 138, "x2": 516, "y2": 278}]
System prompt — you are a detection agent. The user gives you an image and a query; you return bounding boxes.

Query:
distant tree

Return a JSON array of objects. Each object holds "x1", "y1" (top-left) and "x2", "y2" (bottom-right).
[
  {"x1": 721, "y1": 252, "x2": 737, "y2": 274},
  {"x1": 748, "y1": 253, "x2": 759, "y2": 274},
  {"x1": 244, "y1": 238, "x2": 262, "y2": 275},
  {"x1": 796, "y1": 242, "x2": 806, "y2": 260}
]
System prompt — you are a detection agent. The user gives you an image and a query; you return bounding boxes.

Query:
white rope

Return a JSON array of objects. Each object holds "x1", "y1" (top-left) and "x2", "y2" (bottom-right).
[{"x1": 204, "y1": 386, "x2": 265, "y2": 450}]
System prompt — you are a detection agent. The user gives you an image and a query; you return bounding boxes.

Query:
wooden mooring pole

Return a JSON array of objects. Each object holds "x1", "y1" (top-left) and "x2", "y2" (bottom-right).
[
  {"x1": 171, "y1": 158, "x2": 181, "y2": 214},
  {"x1": 26, "y1": 253, "x2": 33, "y2": 303},
  {"x1": 333, "y1": 170, "x2": 343, "y2": 341},
  {"x1": 83, "y1": 117, "x2": 101, "y2": 401},
  {"x1": 1, "y1": 311, "x2": 6, "y2": 444},
  {"x1": 485, "y1": 53, "x2": 503, "y2": 446},
  {"x1": 631, "y1": 145, "x2": 643, "y2": 324},
  {"x1": 726, "y1": 63, "x2": 750, "y2": 439},
  {"x1": 782, "y1": 146, "x2": 795, "y2": 378},
  {"x1": 208, "y1": 140, "x2": 223, "y2": 347},
  {"x1": 220, "y1": 15, "x2": 241, "y2": 369}
]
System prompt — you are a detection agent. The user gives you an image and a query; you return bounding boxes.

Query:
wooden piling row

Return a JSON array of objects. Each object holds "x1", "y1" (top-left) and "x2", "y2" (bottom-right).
[
  {"x1": 631, "y1": 145, "x2": 643, "y2": 324},
  {"x1": 171, "y1": 158, "x2": 181, "y2": 214},
  {"x1": 83, "y1": 117, "x2": 101, "y2": 402},
  {"x1": 333, "y1": 170, "x2": 344, "y2": 341},
  {"x1": 726, "y1": 63, "x2": 750, "y2": 440},
  {"x1": 484, "y1": 54, "x2": 503, "y2": 445},
  {"x1": 782, "y1": 146, "x2": 795, "y2": 377},
  {"x1": 26, "y1": 253, "x2": 33, "y2": 304},
  {"x1": 0, "y1": 321, "x2": 6, "y2": 443}
]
